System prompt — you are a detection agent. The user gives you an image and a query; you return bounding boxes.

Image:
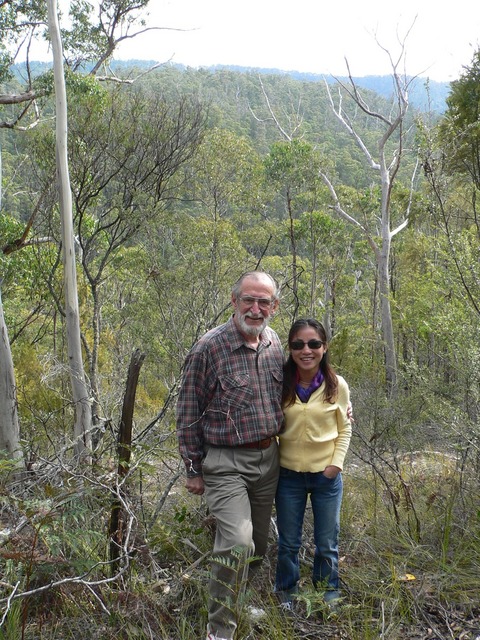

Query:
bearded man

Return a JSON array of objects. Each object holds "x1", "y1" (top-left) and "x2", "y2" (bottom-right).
[{"x1": 176, "y1": 271, "x2": 284, "y2": 640}]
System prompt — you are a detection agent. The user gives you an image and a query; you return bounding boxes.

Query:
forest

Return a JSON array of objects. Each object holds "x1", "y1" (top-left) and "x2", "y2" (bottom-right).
[{"x1": 0, "y1": 2, "x2": 479, "y2": 639}]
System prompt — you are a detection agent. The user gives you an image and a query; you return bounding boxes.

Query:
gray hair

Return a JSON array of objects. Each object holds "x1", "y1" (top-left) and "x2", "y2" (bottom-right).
[{"x1": 231, "y1": 271, "x2": 280, "y2": 301}]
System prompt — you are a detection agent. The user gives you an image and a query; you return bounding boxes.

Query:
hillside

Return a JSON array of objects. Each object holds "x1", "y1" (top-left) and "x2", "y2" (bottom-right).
[
  {"x1": 11, "y1": 60, "x2": 451, "y2": 114},
  {"x1": 113, "y1": 60, "x2": 450, "y2": 114},
  {"x1": 206, "y1": 64, "x2": 452, "y2": 114}
]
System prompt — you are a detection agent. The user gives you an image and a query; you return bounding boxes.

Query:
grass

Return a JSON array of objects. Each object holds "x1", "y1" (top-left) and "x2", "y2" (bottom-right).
[{"x1": 1, "y1": 445, "x2": 479, "y2": 639}]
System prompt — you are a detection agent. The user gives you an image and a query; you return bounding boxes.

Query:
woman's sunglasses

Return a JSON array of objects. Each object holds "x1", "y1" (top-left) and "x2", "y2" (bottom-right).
[{"x1": 290, "y1": 339, "x2": 324, "y2": 350}]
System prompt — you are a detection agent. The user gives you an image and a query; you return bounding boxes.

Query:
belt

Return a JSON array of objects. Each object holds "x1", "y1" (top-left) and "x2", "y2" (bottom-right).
[{"x1": 237, "y1": 437, "x2": 274, "y2": 450}]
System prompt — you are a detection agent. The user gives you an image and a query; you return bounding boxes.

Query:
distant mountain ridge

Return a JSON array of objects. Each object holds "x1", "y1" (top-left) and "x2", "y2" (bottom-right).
[
  {"x1": 11, "y1": 60, "x2": 452, "y2": 114},
  {"x1": 114, "y1": 60, "x2": 451, "y2": 114},
  {"x1": 205, "y1": 64, "x2": 452, "y2": 114}
]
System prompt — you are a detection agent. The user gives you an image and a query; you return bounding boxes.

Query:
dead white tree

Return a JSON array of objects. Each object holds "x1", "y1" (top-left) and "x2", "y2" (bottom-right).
[
  {"x1": 46, "y1": 0, "x2": 92, "y2": 457},
  {"x1": 255, "y1": 35, "x2": 420, "y2": 395},
  {"x1": 322, "y1": 49, "x2": 419, "y2": 395}
]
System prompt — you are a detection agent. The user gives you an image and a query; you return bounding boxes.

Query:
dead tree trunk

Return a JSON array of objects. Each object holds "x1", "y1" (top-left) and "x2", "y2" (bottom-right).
[{"x1": 109, "y1": 348, "x2": 146, "y2": 576}]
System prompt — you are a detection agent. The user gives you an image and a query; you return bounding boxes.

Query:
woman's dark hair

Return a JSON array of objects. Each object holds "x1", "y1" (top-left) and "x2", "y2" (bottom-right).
[{"x1": 282, "y1": 318, "x2": 338, "y2": 408}]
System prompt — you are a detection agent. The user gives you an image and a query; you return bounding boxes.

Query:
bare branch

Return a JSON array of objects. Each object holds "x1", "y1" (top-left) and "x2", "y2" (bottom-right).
[
  {"x1": 249, "y1": 75, "x2": 304, "y2": 142},
  {"x1": 337, "y1": 59, "x2": 391, "y2": 125},
  {"x1": 391, "y1": 157, "x2": 420, "y2": 238},
  {"x1": 96, "y1": 61, "x2": 167, "y2": 85},
  {"x1": 90, "y1": 22, "x2": 192, "y2": 75},
  {"x1": 320, "y1": 171, "x2": 380, "y2": 258},
  {"x1": 0, "y1": 90, "x2": 37, "y2": 105},
  {"x1": 0, "y1": 582, "x2": 20, "y2": 627},
  {"x1": 255, "y1": 75, "x2": 292, "y2": 142},
  {"x1": 323, "y1": 80, "x2": 381, "y2": 170},
  {"x1": 2, "y1": 180, "x2": 54, "y2": 255}
]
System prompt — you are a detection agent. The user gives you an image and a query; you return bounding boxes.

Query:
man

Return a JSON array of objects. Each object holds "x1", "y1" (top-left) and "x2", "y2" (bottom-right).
[{"x1": 176, "y1": 271, "x2": 284, "y2": 640}]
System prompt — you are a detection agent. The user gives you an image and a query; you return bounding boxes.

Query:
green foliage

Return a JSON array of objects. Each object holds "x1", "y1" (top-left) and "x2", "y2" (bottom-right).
[
  {"x1": 439, "y1": 49, "x2": 480, "y2": 186},
  {"x1": 60, "y1": 0, "x2": 107, "y2": 66},
  {"x1": 0, "y1": 452, "x2": 21, "y2": 490},
  {"x1": 0, "y1": 426, "x2": 478, "y2": 639},
  {"x1": 1, "y1": 44, "x2": 480, "y2": 638},
  {"x1": 32, "y1": 68, "x2": 107, "y2": 103},
  {"x1": 149, "y1": 505, "x2": 206, "y2": 561},
  {"x1": 0, "y1": 1, "x2": 48, "y2": 83},
  {"x1": 0, "y1": 599, "x2": 22, "y2": 640},
  {"x1": 265, "y1": 139, "x2": 319, "y2": 184}
]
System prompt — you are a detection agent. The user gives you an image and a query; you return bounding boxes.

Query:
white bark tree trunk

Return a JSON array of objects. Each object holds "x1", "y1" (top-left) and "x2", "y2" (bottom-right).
[
  {"x1": 47, "y1": 0, "x2": 92, "y2": 457},
  {"x1": 322, "y1": 62, "x2": 418, "y2": 396},
  {"x1": 0, "y1": 289, "x2": 23, "y2": 464}
]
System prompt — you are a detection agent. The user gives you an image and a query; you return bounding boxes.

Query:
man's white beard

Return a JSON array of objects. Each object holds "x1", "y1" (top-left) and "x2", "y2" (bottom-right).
[{"x1": 236, "y1": 312, "x2": 269, "y2": 337}]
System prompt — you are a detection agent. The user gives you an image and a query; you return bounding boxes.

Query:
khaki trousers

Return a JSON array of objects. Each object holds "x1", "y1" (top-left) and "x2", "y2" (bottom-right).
[{"x1": 202, "y1": 441, "x2": 279, "y2": 639}]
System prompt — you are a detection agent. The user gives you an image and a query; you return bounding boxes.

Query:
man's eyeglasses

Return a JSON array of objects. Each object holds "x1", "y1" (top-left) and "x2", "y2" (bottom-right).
[
  {"x1": 238, "y1": 296, "x2": 274, "y2": 310},
  {"x1": 290, "y1": 339, "x2": 324, "y2": 350}
]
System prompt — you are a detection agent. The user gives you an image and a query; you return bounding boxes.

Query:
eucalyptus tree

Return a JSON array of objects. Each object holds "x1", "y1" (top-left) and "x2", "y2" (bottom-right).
[
  {"x1": 293, "y1": 209, "x2": 354, "y2": 338},
  {"x1": 45, "y1": 0, "x2": 93, "y2": 456},
  {"x1": 415, "y1": 50, "x2": 480, "y2": 425},
  {"x1": 428, "y1": 48, "x2": 480, "y2": 320},
  {"x1": 255, "y1": 38, "x2": 419, "y2": 396},
  {"x1": 25, "y1": 81, "x2": 206, "y2": 442},
  {"x1": 0, "y1": 0, "x2": 177, "y2": 460},
  {"x1": 439, "y1": 48, "x2": 480, "y2": 191},
  {"x1": 186, "y1": 127, "x2": 267, "y2": 286},
  {"x1": 264, "y1": 139, "x2": 326, "y2": 321},
  {"x1": 134, "y1": 127, "x2": 276, "y2": 392},
  {"x1": 0, "y1": 290, "x2": 22, "y2": 462},
  {"x1": 321, "y1": 61, "x2": 419, "y2": 396},
  {"x1": 0, "y1": 0, "x2": 155, "y2": 128}
]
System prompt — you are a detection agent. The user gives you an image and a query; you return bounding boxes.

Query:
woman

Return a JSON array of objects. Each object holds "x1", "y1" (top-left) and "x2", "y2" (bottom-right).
[{"x1": 275, "y1": 318, "x2": 352, "y2": 610}]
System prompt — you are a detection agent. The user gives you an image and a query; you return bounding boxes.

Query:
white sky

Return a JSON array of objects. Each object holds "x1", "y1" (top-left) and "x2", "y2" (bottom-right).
[{"x1": 112, "y1": 0, "x2": 480, "y2": 81}]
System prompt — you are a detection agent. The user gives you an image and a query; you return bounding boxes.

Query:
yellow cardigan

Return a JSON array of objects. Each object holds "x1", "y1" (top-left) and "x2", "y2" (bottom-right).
[{"x1": 279, "y1": 375, "x2": 352, "y2": 473}]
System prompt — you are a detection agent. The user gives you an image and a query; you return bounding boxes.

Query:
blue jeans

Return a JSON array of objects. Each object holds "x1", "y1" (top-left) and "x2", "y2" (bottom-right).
[{"x1": 275, "y1": 467, "x2": 343, "y2": 602}]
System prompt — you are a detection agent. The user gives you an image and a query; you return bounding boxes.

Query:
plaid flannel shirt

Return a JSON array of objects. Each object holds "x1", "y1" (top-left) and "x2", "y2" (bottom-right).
[{"x1": 176, "y1": 316, "x2": 284, "y2": 476}]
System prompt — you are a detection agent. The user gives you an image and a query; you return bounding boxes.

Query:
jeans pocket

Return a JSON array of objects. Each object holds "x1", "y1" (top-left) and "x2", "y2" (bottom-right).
[{"x1": 321, "y1": 471, "x2": 341, "y2": 483}]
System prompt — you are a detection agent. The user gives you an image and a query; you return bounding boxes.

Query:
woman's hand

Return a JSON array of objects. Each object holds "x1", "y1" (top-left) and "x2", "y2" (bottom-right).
[{"x1": 322, "y1": 465, "x2": 341, "y2": 479}]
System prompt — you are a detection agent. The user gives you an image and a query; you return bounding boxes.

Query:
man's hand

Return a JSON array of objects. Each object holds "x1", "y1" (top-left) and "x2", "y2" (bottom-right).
[
  {"x1": 347, "y1": 401, "x2": 354, "y2": 422},
  {"x1": 186, "y1": 475, "x2": 205, "y2": 495}
]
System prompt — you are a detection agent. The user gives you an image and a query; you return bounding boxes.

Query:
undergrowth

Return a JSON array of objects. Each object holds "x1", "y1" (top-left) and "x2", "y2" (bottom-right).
[{"x1": 1, "y1": 444, "x2": 479, "y2": 640}]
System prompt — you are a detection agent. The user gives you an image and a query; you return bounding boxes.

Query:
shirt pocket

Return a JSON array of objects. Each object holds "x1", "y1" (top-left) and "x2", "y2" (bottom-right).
[
  {"x1": 216, "y1": 373, "x2": 253, "y2": 410},
  {"x1": 271, "y1": 368, "x2": 283, "y2": 386}
]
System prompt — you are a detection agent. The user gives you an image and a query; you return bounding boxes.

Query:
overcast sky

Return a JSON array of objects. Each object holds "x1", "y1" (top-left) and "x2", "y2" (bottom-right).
[{"x1": 111, "y1": 0, "x2": 480, "y2": 81}]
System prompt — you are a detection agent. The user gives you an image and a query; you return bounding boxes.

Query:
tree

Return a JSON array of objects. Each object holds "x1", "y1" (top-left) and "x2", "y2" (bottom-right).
[
  {"x1": 21, "y1": 83, "x2": 206, "y2": 441},
  {"x1": 252, "y1": 34, "x2": 420, "y2": 395},
  {"x1": 439, "y1": 49, "x2": 480, "y2": 190},
  {"x1": 0, "y1": 0, "x2": 171, "y2": 460},
  {"x1": 46, "y1": 0, "x2": 93, "y2": 457},
  {"x1": 0, "y1": 289, "x2": 22, "y2": 463},
  {"x1": 321, "y1": 56, "x2": 419, "y2": 396},
  {"x1": 0, "y1": 0, "x2": 157, "y2": 128},
  {"x1": 264, "y1": 139, "x2": 324, "y2": 321},
  {"x1": 294, "y1": 209, "x2": 354, "y2": 338},
  {"x1": 421, "y1": 48, "x2": 480, "y2": 321}
]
